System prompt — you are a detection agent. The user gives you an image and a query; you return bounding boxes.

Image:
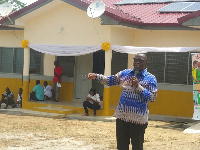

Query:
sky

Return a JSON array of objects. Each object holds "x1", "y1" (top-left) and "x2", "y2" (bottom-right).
[{"x1": 19, "y1": 0, "x2": 38, "y2": 5}]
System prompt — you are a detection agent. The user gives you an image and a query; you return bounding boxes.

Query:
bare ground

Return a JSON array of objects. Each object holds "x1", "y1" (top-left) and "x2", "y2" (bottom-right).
[{"x1": 0, "y1": 114, "x2": 199, "y2": 150}]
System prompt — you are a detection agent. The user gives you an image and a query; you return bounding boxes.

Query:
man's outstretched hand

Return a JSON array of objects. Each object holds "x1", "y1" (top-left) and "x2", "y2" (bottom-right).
[{"x1": 88, "y1": 73, "x2": 97, "y2": 80}]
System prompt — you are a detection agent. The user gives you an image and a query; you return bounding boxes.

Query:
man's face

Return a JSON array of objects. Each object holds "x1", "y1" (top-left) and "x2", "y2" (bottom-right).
[
  {"x1": 54, "y1": 61, "x2": 58, "y2": 67},
  {"x1": 133, "y1": 54, "x2": 147, "y2": 71},
  {"x1": 44, "y1": 82, "x2": 47, "y2": 87},
  {"x1": 6, "y1": 88, "x2": 10, "y2": 94},
  {"x1": 89, "y1": 91, "x2": 94, "y2": 96}
]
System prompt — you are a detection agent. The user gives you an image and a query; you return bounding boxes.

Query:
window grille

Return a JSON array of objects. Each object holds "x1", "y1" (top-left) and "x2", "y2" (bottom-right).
[
  {"x1": 30, "y1": 49, "x2": 43, "y2": 74},
  {"x1": 57, "y1": 56, "x2": 75, "y2": 77},
  {"x1": 112, "y1": 51, "x2": 128, "y2": 74},
  {"x1": 147, "y1": 52, "x2": 192, "y2": 85}
]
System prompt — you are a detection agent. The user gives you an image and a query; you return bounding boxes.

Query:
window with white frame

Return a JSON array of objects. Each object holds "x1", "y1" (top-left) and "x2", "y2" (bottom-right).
[
  {"x1": 0, "y1": 47, "x2": 43, "y2": 75},
  {"x1": 0, "y1": 47, "x2": 23, "y2": 73},
  {"x1": 147, "y1": 52, "x2": 192, "y2": 85}
]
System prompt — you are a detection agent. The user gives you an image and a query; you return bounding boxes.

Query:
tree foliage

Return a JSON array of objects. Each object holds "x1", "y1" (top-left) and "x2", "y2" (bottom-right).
[{"x1": 0, "y1": 0, "x2": 26, "y2": 11}]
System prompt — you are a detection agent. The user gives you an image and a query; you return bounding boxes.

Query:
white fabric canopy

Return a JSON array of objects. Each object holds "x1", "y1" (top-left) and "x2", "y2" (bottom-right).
[
  {"x1": 29, "y1": 44, "x2": 200, "y2": 56},
  {"x1": 111, "y1": 45, "x2": 200, "y2": 54},
  {"x1": 29, "y1": 44, "x2": 101, "y2": 56}
]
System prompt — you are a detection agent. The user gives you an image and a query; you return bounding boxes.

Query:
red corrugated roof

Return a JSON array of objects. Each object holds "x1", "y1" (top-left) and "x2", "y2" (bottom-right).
[
  {"x1": 0, "y1": 0, "x2": 198, "y2": 28},
  {"x1": 117, "y1": 3, "x2": 189, "y2": 23},
  {"x1": 67, "y1": 0, "x2": 191, "y2": 26}
]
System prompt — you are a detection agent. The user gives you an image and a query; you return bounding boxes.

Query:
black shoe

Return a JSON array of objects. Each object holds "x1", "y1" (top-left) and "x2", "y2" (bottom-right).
[{"x1": 83, "y1": 114, "x2": 89, "y2": 116}]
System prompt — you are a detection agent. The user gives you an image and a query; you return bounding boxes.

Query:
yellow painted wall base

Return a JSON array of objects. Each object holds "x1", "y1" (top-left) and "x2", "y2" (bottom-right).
[
  {"x1": 0, "y1": 77, "x2": 193, "y2": 117},
  {"x1": 109, "y1": 86, "x2": 194, "y2": 118},
  {"x1": 0, "y1": 77, "x2": 74, "y2": 109},
  {"x1": 22, "y1": 81, "x2": 29, "y2": 107},
  {"x1": 103, "y1": 87, "x2": 111, "y2": 116},
  {"x1": 149, "y1": 90, "x2": 193, "y2": 117},
  {"x1": 0, "y1": 78, "x2": 23, "y2": 104},
  {"x1": 29, "y1": 79, "x2": 74, "y2": 101}
]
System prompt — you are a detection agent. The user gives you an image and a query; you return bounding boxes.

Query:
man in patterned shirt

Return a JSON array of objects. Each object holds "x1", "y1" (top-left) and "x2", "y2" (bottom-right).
[{"x1": 88, "y1": 53, "x2": 157, "y2": 150}]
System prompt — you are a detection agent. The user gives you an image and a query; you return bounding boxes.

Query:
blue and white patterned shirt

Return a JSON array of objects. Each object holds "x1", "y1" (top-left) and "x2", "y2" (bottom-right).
[{"x1": 96, "y1": 68, "x2": 158, "y2": 124}]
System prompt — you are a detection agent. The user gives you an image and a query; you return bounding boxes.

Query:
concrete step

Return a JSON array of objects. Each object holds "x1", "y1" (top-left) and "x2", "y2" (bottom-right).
[{"x1": 33, "y1": 106, "x2": 76, "y2": 116}]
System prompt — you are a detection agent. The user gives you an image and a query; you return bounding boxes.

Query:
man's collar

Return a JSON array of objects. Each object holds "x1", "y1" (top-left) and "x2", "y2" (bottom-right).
[{"x1": 131, "y1": 68, "x2": 147, "y2": 76}]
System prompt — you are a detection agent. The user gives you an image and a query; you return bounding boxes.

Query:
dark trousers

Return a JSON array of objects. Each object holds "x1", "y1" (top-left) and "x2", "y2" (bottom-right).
[
  {"x1": 44, "y1": 95, "x2": 51, "y2": 100},
  {"x1": 30, "y1": 93, "x2": 39, "y2": 101},
  {"x1": 116, "y1": 118, "x2": 147, "y2": 150},
  {"x1": 83, "y1": 101, "x2": 101, "y2": 115},
  {"x1": 0, "y1": 98, "x2": 16, "y2": 108}
]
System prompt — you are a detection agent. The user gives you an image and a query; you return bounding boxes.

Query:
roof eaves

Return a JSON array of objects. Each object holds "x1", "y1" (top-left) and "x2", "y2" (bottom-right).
[
  {"x1": 120, "y1": 22, "x2": 198, "y2": 30},
  {"x1": 0, "y1": 26, "x2": 23, "y2": 30},
  {"x1": 0, "y1": 0, "x2": 53, "y2": 26},
  {"x1": 177, "y1": 10, "x2": 200, "y2": 25},
  {"x1": 61, "y1": 0, "x2": 88, "y2": 11}
]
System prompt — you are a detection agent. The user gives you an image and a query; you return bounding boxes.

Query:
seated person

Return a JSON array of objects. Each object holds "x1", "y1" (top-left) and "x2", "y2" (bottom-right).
[
  {"x1": 30, "y1": 80, "x2": 44, "y2": 101},
  {"x1": 0, "y1": 87, "x2": 16, "y2": 109},
  {"x1": 17, "y1": 88, "x2": 22, "y2": 108},
  {"x1": 43, "y1": 81, "x2": 52, "y2": 100},
  {"x1": 83, "y1": 88, "x2": 101, "y2": 116}
]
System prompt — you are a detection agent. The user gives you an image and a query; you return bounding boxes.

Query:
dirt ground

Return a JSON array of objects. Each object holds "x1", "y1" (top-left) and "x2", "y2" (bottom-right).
[{"x1": 0, "y1": 114, "x2": 199, "y2": 150}]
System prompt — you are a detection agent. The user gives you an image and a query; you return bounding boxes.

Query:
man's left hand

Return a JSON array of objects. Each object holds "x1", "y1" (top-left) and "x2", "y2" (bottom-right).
[{"x1": 132, "y1": 77, "x2": 139, "y2": 88}]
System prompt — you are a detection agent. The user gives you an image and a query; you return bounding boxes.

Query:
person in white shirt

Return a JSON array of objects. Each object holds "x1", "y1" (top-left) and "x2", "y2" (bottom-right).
[
  {"x1": 83, "y1": 88, "x2": 101, "y2": 116},
  {"x1": 43, "y1": 81, "x2": 52, "y2": 100},
  {"x1": 17, "y1": 88, "x2": 22, "y2": 108}
]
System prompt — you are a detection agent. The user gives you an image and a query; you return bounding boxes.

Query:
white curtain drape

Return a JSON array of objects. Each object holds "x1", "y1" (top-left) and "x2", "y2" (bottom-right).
[
  {"x1": 29, "y1": 44, "x2": 200, "y2": 56},
  {"x1": 29, "y1": 44, "x2": 101, "y2": 56}
]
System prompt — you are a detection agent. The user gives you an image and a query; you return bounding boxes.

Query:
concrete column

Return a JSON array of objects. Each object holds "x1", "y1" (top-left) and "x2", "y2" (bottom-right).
[
  {"x1": 128, "y1": 54, "x2": 135, "y2": 69},
  {"x1": 22, "y1": 47, "x2": 30, "y2": 108},
  {"x1": 103, "y1": 49, "x2": 112, "y2": 116}
]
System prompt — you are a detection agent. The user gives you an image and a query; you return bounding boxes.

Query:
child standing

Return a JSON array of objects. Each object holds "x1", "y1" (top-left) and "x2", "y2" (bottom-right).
[{"x1": 17, "y1": 88, "x2": 22, "y2": 108}]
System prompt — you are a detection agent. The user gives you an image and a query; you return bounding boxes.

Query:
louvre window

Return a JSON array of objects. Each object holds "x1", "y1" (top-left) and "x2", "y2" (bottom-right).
[
  {"x1": 112, "y1": 51, "x2": 128, "y2": 74},
  {"x1": 147, "y1": 52, "x2": 192, "y2": 85},
  {"x1": 0, "y1": 47, "x2": 24, "y2": 74},
  {"x1": 30, "y1": 49, "x2": 43, "y2": 74},
  {"x1": 57, "y1": 56, "x2": 75, "y2": 77}
]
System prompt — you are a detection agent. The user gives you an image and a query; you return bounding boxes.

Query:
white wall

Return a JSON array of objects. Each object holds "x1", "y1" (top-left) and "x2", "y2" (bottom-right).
[
  {"x1": 0, "y1": 30, "x2": 24, "y2": 47},
  {"x1": 24, "y1": 2, "x2": 111, "y2": 46},
  {"x1": 134, "y1": 29, "x2": 200, "y2": 47}
]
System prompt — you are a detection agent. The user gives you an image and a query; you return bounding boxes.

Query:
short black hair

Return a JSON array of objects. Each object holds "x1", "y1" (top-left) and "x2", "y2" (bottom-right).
[
  {"x1": 89, "y1": 88, "x2": 96, "y2": 95},
  {"x1": 136, "y1": 53, "x2": 147, "y2": 61},
  {"x1": 36, "y1": 80, "x2": 40, "y2": 85},
  {"x1": 54, "y1": 61, "x2": 59, "y2": 65}
]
